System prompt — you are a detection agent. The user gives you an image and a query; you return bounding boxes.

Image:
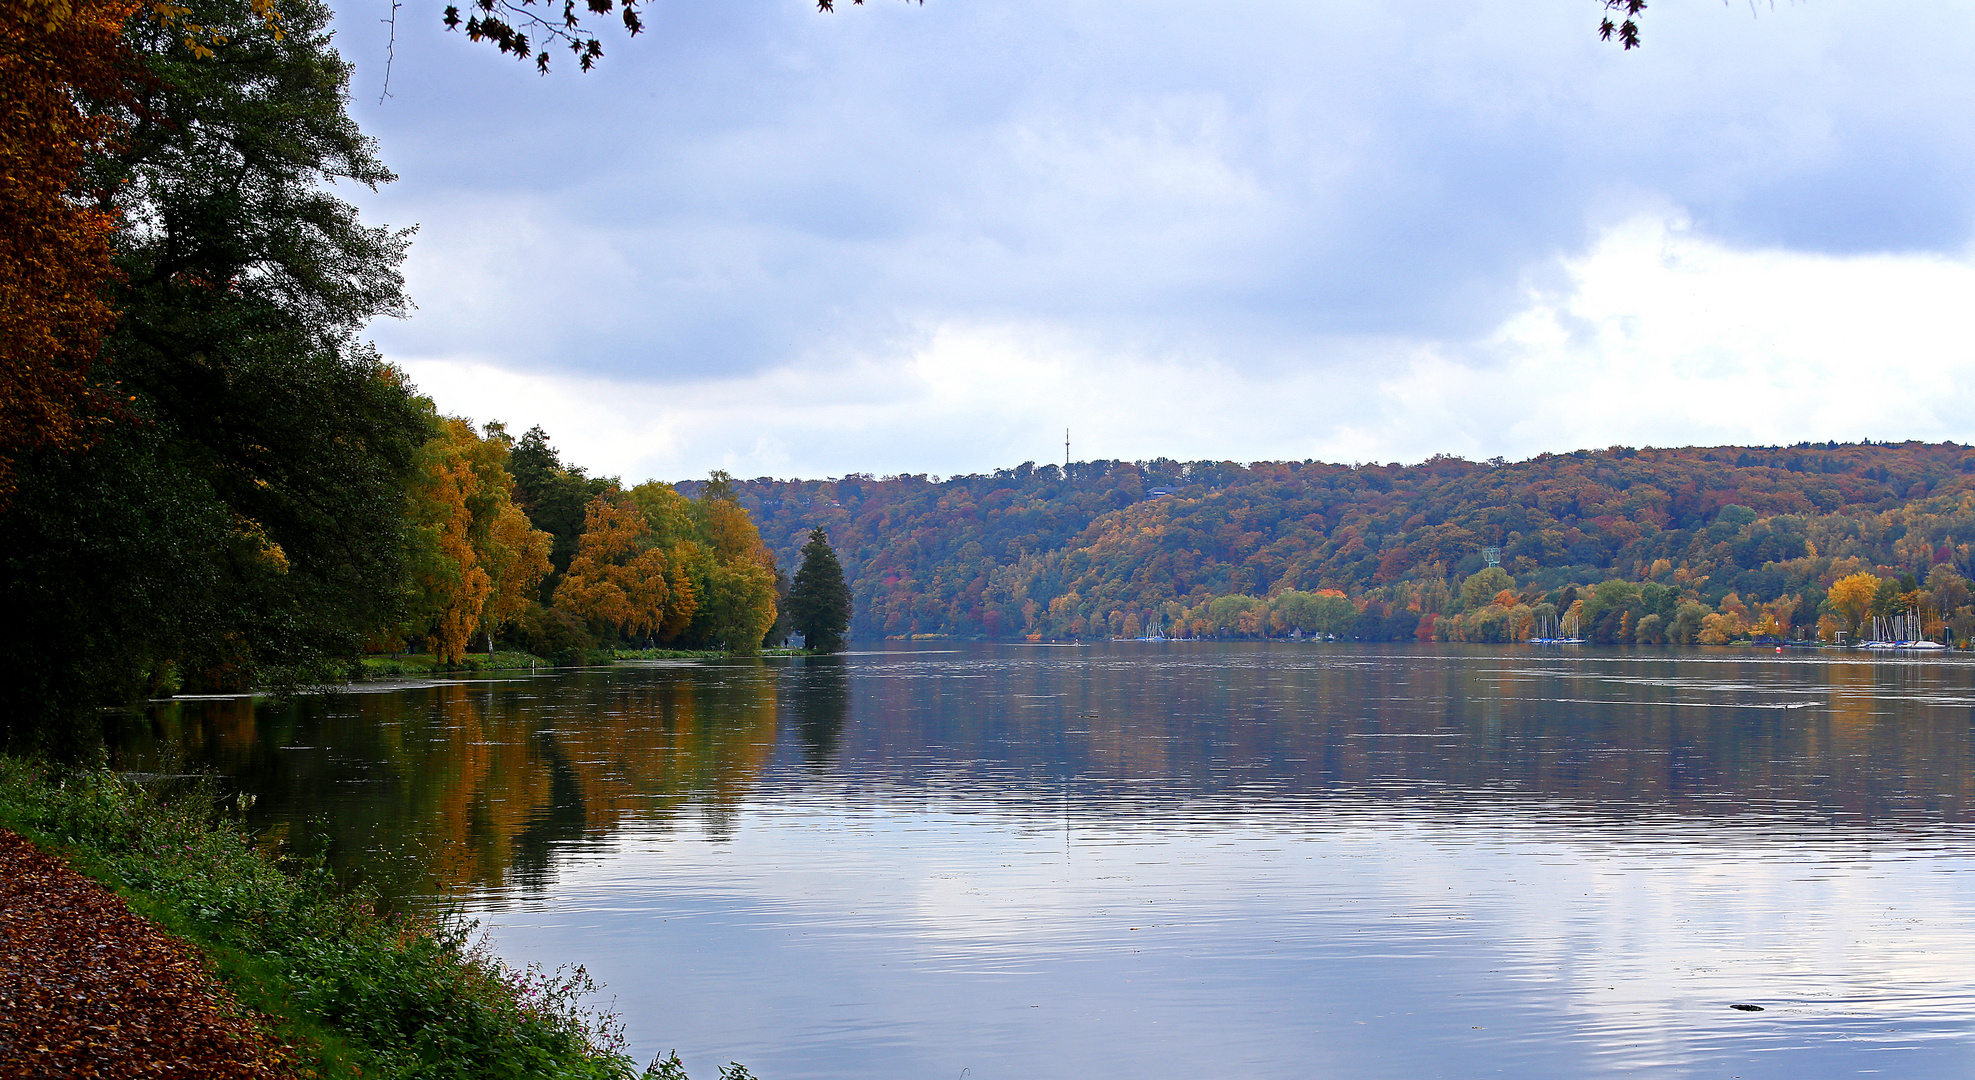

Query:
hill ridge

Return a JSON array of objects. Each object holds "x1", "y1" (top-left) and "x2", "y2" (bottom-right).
[{"x1": 697, "y1": 440, "x2": 1975, "y2": 644}]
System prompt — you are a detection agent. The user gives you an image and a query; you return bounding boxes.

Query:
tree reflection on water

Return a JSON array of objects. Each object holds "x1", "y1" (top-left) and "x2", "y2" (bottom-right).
[{"x1": 109, "y1": 644, "x2": 1975, "y2": 909}]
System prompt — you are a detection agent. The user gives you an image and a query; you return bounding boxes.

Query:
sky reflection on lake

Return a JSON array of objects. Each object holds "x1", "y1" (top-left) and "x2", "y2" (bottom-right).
[{"x1": 123, "y1": 644, "x2": 1975, "y2": 1079}]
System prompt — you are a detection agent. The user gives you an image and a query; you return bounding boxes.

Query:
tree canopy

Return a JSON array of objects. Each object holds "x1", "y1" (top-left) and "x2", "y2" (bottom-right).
[
  {"x1": 0, "y1": 0, "x2": 139, "y2": 509},
  {"x1": 1, "y1": 0, "x2": 809, "y2": 754}
]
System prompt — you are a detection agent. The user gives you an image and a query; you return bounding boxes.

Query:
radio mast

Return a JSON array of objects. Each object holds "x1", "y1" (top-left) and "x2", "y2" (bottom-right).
[{"x1": 1065, "y1": 428, "x2": 1070, "y2": 470}]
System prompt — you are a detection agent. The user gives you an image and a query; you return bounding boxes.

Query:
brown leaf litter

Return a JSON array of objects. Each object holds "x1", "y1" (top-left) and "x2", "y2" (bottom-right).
[{"x1": 0, "y1": 829, "x2": 298, "y2": 1079}]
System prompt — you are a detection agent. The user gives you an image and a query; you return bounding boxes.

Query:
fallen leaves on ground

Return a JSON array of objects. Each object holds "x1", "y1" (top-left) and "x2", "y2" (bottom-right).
[{"x1": 0, "y1": 828, "x2": 298, "y2": 1079}]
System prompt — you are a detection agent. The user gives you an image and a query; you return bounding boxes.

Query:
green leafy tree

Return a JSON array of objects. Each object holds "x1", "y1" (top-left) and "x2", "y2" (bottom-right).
[
  {"x1": 1668, "y1": 602, "x2": 1710, "y2": 645},
  {"x1": 380, "y1": 414, "x2": 552, "y2": 661},
  {"x1": 1928, "y1": 565, "x2": 1971, "y2": 613},
  {"x1": 788, "y1": 527, "x2": 852, "y2": 653},
  {"x1": 1869, "y1": 576, "x2": 1905, "y2": 619},
  {"x1": 682, "y1": 474, "x2": 779, "y2": 652},
  {"x1": 1459, "y1": 567, "x2": 1514, "y2": 612},
  {"x1": 762, "y1": 561, "x2": 794, "y2": 648},
  {"x1": 1270, "y1": 590, "x2": 1357, "y2": 637},
  {"x1": 1206, "y1": 594, "x2": 1262, "y2": 636},
  {"x1": 1580, "y1": 579, "x2": 1644, "y2": 643}
]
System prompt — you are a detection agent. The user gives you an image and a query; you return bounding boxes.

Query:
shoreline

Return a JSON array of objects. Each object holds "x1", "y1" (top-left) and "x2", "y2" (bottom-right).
[{"x1": 0, "y1": 759, "x2": 655, "y2": 1080}]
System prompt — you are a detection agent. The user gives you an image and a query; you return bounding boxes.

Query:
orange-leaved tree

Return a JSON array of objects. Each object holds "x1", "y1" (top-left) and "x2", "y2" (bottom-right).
[
  {"x1": 553, "y1": 489, "x2": 697, "y2": 642},
  {"x1": 454, "y1": 419, "x2": 551, "y2": 652},
  {"x1": 0, "y1": 0, "x2": 286, "y2": 511},
  {"x1": 394, "y1": 416, "x2": 552, "y2": 662},
  {"x1": 401, "y1": 417, "x2": 492, "y2": 662},
  {"x1": 0, "y1": 0, "x2": 140, "y2": 509}
]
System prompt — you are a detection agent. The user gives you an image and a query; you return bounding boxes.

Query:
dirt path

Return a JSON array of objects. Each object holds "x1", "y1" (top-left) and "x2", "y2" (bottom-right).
[{"x1": 0, "y1": 829, "x2": 297, "y2": 1079}]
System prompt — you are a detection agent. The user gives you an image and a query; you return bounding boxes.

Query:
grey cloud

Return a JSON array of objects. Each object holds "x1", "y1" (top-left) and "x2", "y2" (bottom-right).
[{"x1": 335, "y1": 0, "x2": 1975, "y2": 383}]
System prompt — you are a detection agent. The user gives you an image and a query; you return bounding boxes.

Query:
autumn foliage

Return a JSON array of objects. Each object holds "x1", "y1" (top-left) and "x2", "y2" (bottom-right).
[
  {"x1": 0, "y1": 0, "x2": 140, "y2": 508},
  {"x1": 553, "y1": 489, "x2": 695, "y2": 642},
  {"x1": 549, "y1": 475, "x2": 779, "y2": 652},
  {"x1": 390, "y1": 416, "x2": 552, "y2": 663},
  {"x1": 719, "y1": 441, "x2": 1975, "y2": 646}
]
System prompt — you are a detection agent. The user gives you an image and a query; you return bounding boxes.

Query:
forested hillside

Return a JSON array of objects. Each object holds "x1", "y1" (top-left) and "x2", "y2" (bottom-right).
[{"x1": 700, "y1": 442, "x2": 1975, "y2": 645}]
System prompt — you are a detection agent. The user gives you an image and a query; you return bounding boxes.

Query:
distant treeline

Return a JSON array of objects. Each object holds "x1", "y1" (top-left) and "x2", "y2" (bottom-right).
[{"x1": 695, "y1": 442, "x2": 1975, "y2": 646}]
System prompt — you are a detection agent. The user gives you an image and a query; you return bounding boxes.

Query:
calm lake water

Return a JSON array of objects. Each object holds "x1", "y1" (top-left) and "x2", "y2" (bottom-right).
[{"x1": 115, "y1": 643, "x2": 1975, "y2": 1079}]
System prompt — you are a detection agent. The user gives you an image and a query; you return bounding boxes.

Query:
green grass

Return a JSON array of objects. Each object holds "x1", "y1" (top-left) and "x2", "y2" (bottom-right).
[
  {"x1": 0, "y1": 758, "x2": 737, "y2": 1080},
  {"x1": 356, "y1": 651, "x2": 554, "y2": 678},
  {"x1": 612, "y1": 648, "x2": 813, "y2": 660},
  {"x1": 608, "y1": 648, "x2": 728, "y2": 661}
]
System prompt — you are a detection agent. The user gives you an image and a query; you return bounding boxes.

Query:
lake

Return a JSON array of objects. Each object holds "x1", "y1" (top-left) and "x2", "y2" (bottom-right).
[{"x1": 114, "y1": 643, "x2": 1975, "y2": 1079}]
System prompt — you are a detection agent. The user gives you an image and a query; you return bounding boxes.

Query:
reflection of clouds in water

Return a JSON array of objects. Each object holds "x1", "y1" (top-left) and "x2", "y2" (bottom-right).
[
  {"x1": 1497, "y1": 695, "x2": 1824, "y2": 711},
  {"x1": 130, "y1": 645, "x2": 1975, "y2": 1078},
  {"x1": 485, "y1": 805, "x2": 1975, "y2": 1077}
]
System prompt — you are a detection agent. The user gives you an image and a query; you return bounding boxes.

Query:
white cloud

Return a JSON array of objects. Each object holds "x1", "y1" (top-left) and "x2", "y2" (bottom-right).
[
  {"x1": 401, "y1": 210, "x2": 1975, "y2": 481},
  {"x1": 1381, "y1": 212, "x2": 1975, "y2": 461}
]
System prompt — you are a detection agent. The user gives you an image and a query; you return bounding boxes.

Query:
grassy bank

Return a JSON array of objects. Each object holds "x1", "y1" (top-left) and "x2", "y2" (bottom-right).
[
  {"x1": 355, "y1": 650, "x2": 556, "y2": 677},
  {"x1": 612, "y1": 648, "x2": 813, "y2": 660},
  {"x1": 607, "y1": 648, "x2": 729, "y2": 661},
  {"x1": 0, "y1": 758, "x2": 734, "y2": 1080},
  {"x1": 352, "y1": 646, "x2": 811, "y2": 678}
]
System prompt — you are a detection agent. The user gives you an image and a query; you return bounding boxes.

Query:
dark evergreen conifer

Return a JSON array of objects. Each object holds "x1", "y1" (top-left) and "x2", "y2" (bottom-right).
[
  {"x1": 506, "y1": 425, "x2": 611, "y2": 599},
  {"x1": 788, "y1": 527, "x2": 851, "y2": 653}
]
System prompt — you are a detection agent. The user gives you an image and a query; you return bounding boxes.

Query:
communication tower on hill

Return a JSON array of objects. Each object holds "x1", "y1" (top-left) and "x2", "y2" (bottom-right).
[
  {"x1": 1482, "y1": 546, "x2": 1502, "y2": 569},
  {"x1": 1065, "y1": 428, "x2": 1070, "y2": 471}
]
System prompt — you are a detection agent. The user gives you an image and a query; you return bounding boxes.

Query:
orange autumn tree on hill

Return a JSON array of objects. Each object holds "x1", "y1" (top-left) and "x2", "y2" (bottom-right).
[{"x1": 0, "y1": 0, "x2": 140, "y2": 508}]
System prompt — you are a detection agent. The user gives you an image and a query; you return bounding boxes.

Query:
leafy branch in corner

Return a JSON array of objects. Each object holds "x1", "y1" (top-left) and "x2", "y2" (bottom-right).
[
  {"x1": 1599, "y1": 0, "x2": 1645, "y2": 49},
  {"x1": 443, "y1": 0, "x2": 918, "y2": 73},
  {"x1": 441, "y1": 0, "x2": 1635, "y2": 73}
]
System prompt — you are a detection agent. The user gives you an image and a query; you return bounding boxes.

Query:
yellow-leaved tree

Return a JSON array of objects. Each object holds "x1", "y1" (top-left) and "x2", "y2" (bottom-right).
[
  {"x1": 1826, "y1": 572, "x2": 1881, "y2": 640},
  {"x1": 464, "y1": 422, "x2": 552, "y2": 653},
  {"x1": 480, "y1": 498, "x2": 551, "y2": 649},
  {"x1": 391, "y1": 416, "x2": 552, "y2": 662},
  {"x1": 624, "y1": 473, "x2": 779, "y2": 653},
  {"x1": 690, "y1": 473, "x2": 780, "y2": 652}
]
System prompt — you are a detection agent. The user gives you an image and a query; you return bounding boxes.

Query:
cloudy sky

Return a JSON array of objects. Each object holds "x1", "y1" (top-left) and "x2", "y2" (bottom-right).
[{"x1": 329, "y1": 1, "x2": 1975, "y2": 483}]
